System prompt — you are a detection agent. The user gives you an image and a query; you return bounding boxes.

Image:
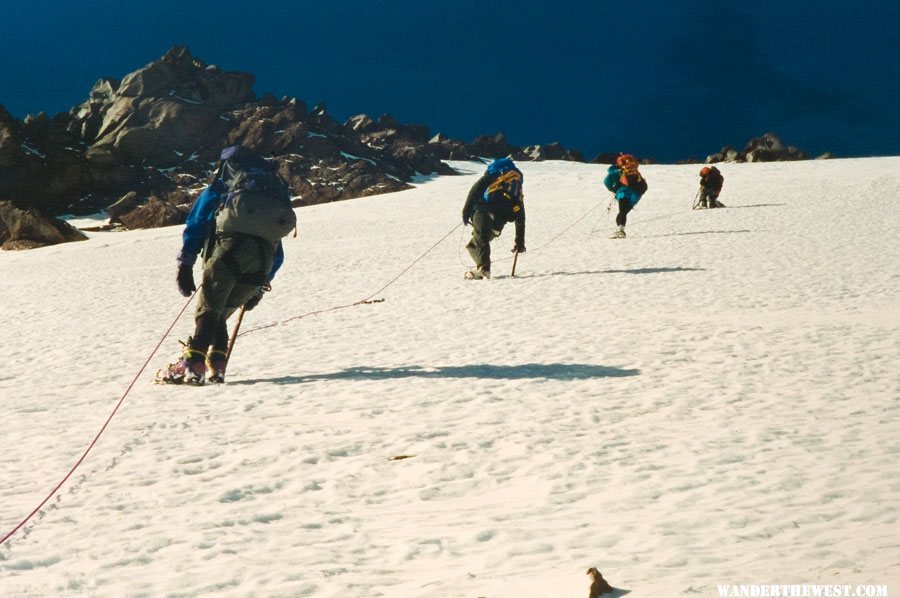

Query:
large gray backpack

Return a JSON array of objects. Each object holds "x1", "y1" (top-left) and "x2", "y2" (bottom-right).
[{"x1": 214, "y1": 146, "x2": 296, "y2": 248}]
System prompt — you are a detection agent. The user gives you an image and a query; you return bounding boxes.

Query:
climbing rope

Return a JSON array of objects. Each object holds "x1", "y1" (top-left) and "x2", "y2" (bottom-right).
[
  {"x1": 457, "y1": 198, "x2": 609, "y2": 269},
  {"x1": 0, "y1": 291, "x2": 198, "y2": 548},
  {"x1": 238, "y1": 222, "x2": 463, "y2": 337},
  {"x1": 0, "y1": 186, "x2": 700, "y2": 550}
]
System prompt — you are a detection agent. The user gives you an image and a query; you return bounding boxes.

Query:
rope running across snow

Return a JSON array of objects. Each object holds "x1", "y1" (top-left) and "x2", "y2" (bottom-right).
[
  {"x1": 238, "y1": 222, "x2": 463, "y2": 337},
  {"x1": 0, "y1": 292, "x2": 198, "y2": 548},
  {"x1": 0, "y1": 196, "x2": 692, "y2": 548}
]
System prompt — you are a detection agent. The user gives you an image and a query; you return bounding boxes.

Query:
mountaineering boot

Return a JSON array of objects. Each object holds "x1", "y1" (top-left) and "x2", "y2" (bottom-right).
[
  {"x1": 609, "y1": 226, "x2": 626, "y2": 239},
  {"x1": 464, "y1": 265, "x2": 491, "y2": 280},
  {"x1": 167, "y1": 348, "x2": 207, "y2": 385},
  {"x1": 206, "y1": 348, "x2": 227, "y2": 384},
  {"x1": 181, "y1": 348, "x2": 207, "y2": 385},
  {"x1": 156, "y1": 347, "x2": 207, "y2": 385}
]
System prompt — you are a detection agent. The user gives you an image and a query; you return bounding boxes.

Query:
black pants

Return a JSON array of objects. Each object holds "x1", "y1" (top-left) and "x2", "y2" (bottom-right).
[
  {"x1": 192, "y1": 316, "x2": 230, "y2": 358},
  {"x1": 616, "y1": 200, "x2": 634, "y2": 226},
  {"x1": 699, "y1": 189, "x2": 719, "y2": 208}
]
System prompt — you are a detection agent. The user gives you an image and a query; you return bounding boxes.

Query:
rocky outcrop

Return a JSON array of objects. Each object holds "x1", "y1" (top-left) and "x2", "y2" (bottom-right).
[
  {"x1": 743, "y1": 133, "x2": 808, "y2": 162},
  {"x1": 276, "y1": 155, "x2": 411, "y2": 207},
  {"x1": 107, "y1": 191, "x2": 146, "y2": 222},
  {"x1": 426, "y1": 134, "x2": 480, "y2": 161},
  {"x1": 0, "y1": 201, "x2": 88, "y2": 250},
  {"x1": 1, "y1": 46, "x2": 600, "y2": 246},
  {"x1": 0, "y1": 46, "x2": 473, "y2": 240},
  {"x1": 1, "y1": 46, "x2": 841, "y2": 252},
  {"x1": 705, "y1": 145, "x2": 743, "y2": 163},
  {"x1": 469, "y1": 133, "x2": 519, "y2": 159},
  {"x1": 81, "y1": 46, "x2": 256, "y2": 166},
  {"x1": 3, "y1": 45, "x2": 713, "y2": 250},
  {"x1": 118, "y1": 197, "x2": 187, "y2": 229},
  {"x1": 706, "y1": 133, "x2": 812, "y2": 163},
  {"x1": 515, "y1": 142, "x2": 584, "y2": 162}
]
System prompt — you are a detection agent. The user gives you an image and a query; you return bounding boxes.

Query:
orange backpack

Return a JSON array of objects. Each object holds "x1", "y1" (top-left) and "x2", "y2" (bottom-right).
[
  {"x1": 617, "y1": 153, "x2": 639, "y2": 173},
  {"x1": 616, "y1": 154, "x2": 645, "y2": 190}
]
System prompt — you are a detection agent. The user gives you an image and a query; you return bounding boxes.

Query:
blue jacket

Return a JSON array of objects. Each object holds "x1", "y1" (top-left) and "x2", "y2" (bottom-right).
[
  {"x1": 604, "y1": 165, "x2": 645, "y2": 206},
  {"x1": 176, "y1": 181, "x2": 285, "y2": 280}
]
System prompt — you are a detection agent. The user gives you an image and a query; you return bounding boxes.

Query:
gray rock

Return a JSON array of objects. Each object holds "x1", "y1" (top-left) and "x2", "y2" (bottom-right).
[{"x1": 0, "y1": 201, "x2": 88, "y2": 250}]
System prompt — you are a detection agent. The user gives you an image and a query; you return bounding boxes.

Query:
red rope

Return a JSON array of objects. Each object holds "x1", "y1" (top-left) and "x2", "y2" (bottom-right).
[
  {"x1": 239, "y1": 223, "x2": 462, "y2": 336},
  {"x1": 357, "y1": 222, "x2": 462, "y2": 304},
  {"x1": 489, "y1": 200, "x2": 605, "y2": 265},
  {"x1": 0, "y1": 292, "x2": 197, "y2": 548}
]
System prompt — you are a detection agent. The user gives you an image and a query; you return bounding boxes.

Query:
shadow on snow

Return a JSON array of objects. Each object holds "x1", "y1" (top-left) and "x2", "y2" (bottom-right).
[
  {"x1": 726, "y1": 203, "x2": 787, "y2": 209},
  {"x1": 644, "y1": 230, "x2": 752, "y2": 238},
  {"x1": 508, "y1": 266, "x2": 705, "y2": 279},
  {"x1": 228, "y1": 363, "x2": 640, "y2": 386}
]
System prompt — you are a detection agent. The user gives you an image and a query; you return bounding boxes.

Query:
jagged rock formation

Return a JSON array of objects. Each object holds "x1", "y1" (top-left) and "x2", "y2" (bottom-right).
[
  {"x1": 0, "y1": 47, "x2": 443, "y2": 222},
  {"x1": 706, "y1": 132, "x2": 813, "y2": 163},
  {"x1": 0, "y1": 46, "x2": 826, "y2": 251},
  {"x1": 516, "y1": 141, "x2": 584, "y2": 162},
  {"x1": 0, "y1": 46, "x2": 586, "y2": 249}
]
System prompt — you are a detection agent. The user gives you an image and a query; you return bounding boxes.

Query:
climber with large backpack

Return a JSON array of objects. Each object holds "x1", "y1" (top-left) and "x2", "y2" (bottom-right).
[
  {"x1": 161, "y1": 145, "x2": 296, "y2": 385},
  {"x1": 461, "y1": 157, "x2": 526, "y2": 279},
  {"x1": 603, "y1": 153, "x2": 648, "y2": 239}
]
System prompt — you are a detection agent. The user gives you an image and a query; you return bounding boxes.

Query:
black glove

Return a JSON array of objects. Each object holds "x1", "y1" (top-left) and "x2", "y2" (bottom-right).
[
  {"x1": 176, "y1": 263, "x2": 196, "y2": 297},
  {"x1": 244, "y1": 290, "x2": 264, "y2": 311},
  {"x1": 511, "y1": 242, "x2": 526, "y2": 253}
]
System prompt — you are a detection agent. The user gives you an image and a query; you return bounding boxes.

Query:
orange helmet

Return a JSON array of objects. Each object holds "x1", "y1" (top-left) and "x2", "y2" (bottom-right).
[{"x1": 700, "y1": 166, "x2": 711, "y2": 176}]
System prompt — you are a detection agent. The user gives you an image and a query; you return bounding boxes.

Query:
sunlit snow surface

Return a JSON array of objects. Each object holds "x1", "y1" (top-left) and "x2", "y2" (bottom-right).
[{"x1": 1, "y1": 158, "x2": 898, "y2": 597}]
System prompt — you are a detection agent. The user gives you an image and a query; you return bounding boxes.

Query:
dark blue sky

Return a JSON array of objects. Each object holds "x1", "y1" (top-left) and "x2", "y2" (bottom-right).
[{"x1": 3, "y1": 0, "x2": 899, "y2": 161}]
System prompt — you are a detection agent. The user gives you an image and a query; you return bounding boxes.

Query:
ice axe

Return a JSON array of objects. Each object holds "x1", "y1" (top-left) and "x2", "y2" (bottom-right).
[
  {"x1": 511, "y1": 250, "x2": 519, "y2": 277},
  {"x1": 224, "y1": 305, "x2": 246, "y2": 368}
]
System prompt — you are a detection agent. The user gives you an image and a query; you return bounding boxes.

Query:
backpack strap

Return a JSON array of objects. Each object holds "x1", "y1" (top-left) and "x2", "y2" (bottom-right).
[{"x1": 484, "y1": 169, "x2": 522, "y2": 201}]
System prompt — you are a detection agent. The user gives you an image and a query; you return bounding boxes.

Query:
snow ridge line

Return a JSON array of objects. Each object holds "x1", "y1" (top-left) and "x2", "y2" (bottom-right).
[{"x1": 0, "y1": 292, "x2": 199, "y2": 548}]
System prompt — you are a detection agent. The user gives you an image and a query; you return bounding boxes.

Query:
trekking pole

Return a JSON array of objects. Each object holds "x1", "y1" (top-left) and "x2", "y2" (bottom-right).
[
  {"x1": 511, "y1": 250, "x2": 519, "y2": 277},
  {"x1": 692, "y1": 187, "x2": 702, "y2": 210},
  {"x1": 225, "y1": 305, "x2": 247, "y2": 367}
]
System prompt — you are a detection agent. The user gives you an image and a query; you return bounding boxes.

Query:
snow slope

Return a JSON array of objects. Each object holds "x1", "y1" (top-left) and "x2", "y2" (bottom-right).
[{"x1": 1, "y1": 158, "x2": 898, "y2": 597}]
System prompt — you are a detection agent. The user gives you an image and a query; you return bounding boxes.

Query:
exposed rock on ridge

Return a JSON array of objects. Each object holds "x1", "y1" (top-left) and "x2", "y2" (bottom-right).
[
  {"x1": 0, "y1": 46, "x2": 587, "y2": 251},
  {"x1": 0, "y1": 47, "x2": 823, "y2": 249}
]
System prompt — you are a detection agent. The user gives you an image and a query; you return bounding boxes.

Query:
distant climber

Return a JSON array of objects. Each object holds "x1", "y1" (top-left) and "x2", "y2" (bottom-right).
[
  {"x1": 696, "y1": 165, "x2": 725, "y2": 209},
  {"x1": 603, "y1": 153, "x2": 648, "y2": 239},
  {"x1": 586, "y1": 567, "x2": 615, "y2": 597}
]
